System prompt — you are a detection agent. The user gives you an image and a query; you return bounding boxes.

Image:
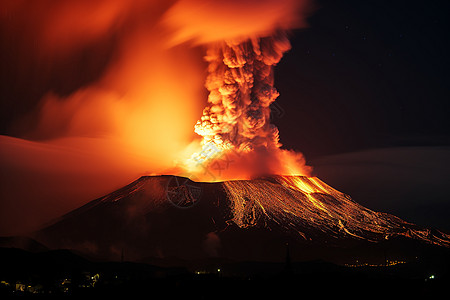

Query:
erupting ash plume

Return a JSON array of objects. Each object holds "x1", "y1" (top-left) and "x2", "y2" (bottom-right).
[
  {"x1": 196, "y1": 33, "x2": 291, "y2": 152},
  {"x1": 174, "y1": 1, "x2": 314, "y2": 181},
  {"x1": 185, "y1": 32, "x2": 311, "y2": 180}
]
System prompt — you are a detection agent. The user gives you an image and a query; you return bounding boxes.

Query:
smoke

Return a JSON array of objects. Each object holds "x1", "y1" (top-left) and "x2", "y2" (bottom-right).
[
  {"x1": 0, "y1": 0, "x2": 313, "y2": 234},
  {"x1": 184, "y1": 33, "x2": 312, "y2": 179},
  {"x1": 1, "y1": 0, "x2": 129, "y2": 57},
  {"x1": 176, "y1": 2, "x2": 314, "y2": 180},
  {"x1": 163, "y1": 0, "x2": 311, "y2": 44},
  {"x1": 196, "y1": 33, "x2": 291, "y2": 151}
]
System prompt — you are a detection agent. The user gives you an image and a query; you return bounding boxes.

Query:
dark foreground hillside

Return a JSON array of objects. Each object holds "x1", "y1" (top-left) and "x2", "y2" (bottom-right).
[{"x1": 1, "y1": 247, "x2": 449, "y2": 298}]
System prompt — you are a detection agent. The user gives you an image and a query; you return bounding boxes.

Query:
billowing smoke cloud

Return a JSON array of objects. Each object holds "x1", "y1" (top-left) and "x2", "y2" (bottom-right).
[
  {"x1": 186, "y1": 33, "x2": 312, "y2": 180},
  {"x1": 197, "y1": 33, "x2": 291, "y2": 151},
  {"x1": 0, "y1": 0, "x2": 312, "y2": 234},
  {"x1": 171, "y1": 0, "x2": 314, "y2": 180}
]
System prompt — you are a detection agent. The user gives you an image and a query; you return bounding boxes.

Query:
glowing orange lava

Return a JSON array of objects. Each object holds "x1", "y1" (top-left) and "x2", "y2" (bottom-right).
[{"x1": 223, "y1": 175, "x2": 450, "y2": 246}]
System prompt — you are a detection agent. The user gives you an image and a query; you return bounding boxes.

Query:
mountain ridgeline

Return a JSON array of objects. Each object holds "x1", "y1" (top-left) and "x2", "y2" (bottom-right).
[{"x1": 33, "y1": 175, "x2": 450, "y2": 265}]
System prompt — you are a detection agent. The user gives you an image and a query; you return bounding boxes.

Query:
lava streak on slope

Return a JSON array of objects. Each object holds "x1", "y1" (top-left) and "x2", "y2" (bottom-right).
[
  {"x1": 35, "y1": 175, "x2": 450, "y2": 263},
  {"x1": 223, "y1": 175, "x2": 450, "y2": 247}
]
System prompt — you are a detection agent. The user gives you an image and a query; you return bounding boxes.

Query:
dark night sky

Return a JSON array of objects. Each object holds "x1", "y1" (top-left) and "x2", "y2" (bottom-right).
[
  {"x1": 276, "y1": 0, "x2": 450, "y2": 158},
  {"x1": 274, "y1": 0, "x2": 450, "y2": 230},
  {"x1": 0, "y1": 0, "x2": 449, "y2": 233}
]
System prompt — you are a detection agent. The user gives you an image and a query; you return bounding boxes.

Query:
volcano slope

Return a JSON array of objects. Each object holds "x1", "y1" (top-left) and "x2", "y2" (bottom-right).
[{"x1": 33, "y1": 175, "x2": 450, "y2": 265}]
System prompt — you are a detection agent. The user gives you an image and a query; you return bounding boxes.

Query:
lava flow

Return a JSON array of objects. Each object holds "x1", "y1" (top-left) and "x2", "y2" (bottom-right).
[
  {"x1": 34, "y1": 175, "x2": 450, "y2": 263},
  {"x1": 223, "y1": 175, "x2": 450, "y2": 246}
]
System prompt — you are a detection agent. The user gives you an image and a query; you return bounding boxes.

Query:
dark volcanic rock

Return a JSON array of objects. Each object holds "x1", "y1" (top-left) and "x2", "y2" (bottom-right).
[{"x1": 32, "y1": 175, "x2": 450, "y2": 264}]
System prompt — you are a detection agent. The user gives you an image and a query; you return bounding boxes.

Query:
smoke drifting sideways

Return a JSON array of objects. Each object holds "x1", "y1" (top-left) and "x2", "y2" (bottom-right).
[{"x1": 0, "y1": 0, "x2": 312, "y2": 235}]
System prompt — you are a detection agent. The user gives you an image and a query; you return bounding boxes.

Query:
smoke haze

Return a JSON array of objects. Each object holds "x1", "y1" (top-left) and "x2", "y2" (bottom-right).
[{"x1": 0, "y1": 0, "x2": 312, "y2": 234}]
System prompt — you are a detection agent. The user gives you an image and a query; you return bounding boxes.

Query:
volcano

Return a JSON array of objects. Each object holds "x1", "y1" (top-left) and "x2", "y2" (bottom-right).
[{"x1": 32, "y1": 175, "x2": 450, "y2": 265}]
